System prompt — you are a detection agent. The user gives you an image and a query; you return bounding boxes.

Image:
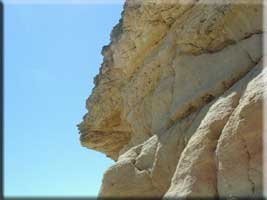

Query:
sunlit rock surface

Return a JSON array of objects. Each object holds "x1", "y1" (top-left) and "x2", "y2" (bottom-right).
[{"x1": 78, "y1": 0, "x2": 264, "y2": 198}]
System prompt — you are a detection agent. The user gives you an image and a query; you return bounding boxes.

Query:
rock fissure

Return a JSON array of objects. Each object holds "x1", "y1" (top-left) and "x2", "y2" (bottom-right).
[
  {"x1": 245, "y1": 50, "x2": 259, "y2": 65},
  {"x1": 181, "y1": 32, "x2": 262, "y2": 57},
  {"x1": 240, "y1": 133, "x2": 256, "y2": 194}
]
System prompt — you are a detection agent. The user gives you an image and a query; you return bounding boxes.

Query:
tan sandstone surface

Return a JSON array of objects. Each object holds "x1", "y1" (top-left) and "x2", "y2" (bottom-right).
[{"x1": 78, "y1": 0, "x2": 265, "y2": 199}]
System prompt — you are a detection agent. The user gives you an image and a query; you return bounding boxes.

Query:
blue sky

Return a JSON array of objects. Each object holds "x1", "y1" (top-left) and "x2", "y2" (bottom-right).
[{"x1": 4, "y1": 1, "x2": 124, "y2": 197}]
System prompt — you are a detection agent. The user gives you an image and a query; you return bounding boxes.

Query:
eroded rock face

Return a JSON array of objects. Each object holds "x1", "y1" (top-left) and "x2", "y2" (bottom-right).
[{"x1": 78, "y1": 0, "x2": 264, "y2": 198}]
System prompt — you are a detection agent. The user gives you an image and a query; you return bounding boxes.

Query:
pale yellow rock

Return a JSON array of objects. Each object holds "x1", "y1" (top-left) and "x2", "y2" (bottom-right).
[
  {"x1": 99, "y1": 113, "x2": 196, "y2": 197},
  {"x1": 216, "y1": 64, "x2": 265, "y2": 198},
  {"x1": 164, "y1": 62, "x2": 264, "y2": 199},
  {"x1": 78, "y1": 0, "x2": 262, "y2": 159},
  {"x1": 170, "y1": 34, "x2": 262, "y2": 126},
  {"x1": 98, "y1": 137, "x2": 162, "y2": 198},
  {"x1": 135, "y1": 135, "x2": 158, "y2": 171},
  {"x1": 78, "y1": 0, "x2": 264, "y2": 198},
  {"x1": 98, "y1": 159, "x2": 160, "y2": 198}
]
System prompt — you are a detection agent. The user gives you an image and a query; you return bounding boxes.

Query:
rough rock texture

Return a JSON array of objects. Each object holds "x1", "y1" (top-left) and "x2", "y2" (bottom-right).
[{"x1": 78, "y1": 0, "x2": 264, "y2": 198}]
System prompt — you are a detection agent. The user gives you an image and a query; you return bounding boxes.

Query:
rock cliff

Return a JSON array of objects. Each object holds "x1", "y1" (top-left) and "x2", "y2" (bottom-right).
[{"x1": 78, "y1": 0, "x2": 265, "y2": 198}]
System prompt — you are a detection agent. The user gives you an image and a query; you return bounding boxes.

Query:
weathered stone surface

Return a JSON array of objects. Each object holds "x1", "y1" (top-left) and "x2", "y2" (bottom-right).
[
  {"x1": 216, "y1": 63, "x2": 265, "y2": 198},
  {"x1": 98, "y1": 145, "x2": 161, "y2": 198},
  {"x1": 164, "y1": 62, "x2": 264, "y2": 199},
  {"x1": 78, "y1": 0, "x2": 264, "y2": 198}
]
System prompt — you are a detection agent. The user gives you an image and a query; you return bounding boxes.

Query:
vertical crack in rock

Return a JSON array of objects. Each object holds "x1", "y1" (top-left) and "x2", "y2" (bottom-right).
[
  {"x1": 215, "y1": 62, "x2": 264, "y2": 198},
  {"x1": 241, "y1": 136, "x2": 256, "y2": 193},
  {"x1": 244, "y1": 50, "x2": 259, "y2": 66}
]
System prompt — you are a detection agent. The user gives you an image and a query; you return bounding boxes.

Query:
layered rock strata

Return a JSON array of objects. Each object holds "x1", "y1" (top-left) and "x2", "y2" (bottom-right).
[{"x1": 78, "y1": 0, "x2": 264, "y2": 198}]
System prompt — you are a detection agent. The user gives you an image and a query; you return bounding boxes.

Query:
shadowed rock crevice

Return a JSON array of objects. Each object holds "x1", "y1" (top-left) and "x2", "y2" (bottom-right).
[{"x1": 242, "y1": 137, "x2": 256, "y2": 194}]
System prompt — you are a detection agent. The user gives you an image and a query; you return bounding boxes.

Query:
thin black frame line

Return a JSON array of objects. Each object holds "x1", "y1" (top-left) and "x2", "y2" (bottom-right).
[{"x1": 1, "y1": 1, "x2": 265, "y2": 200}]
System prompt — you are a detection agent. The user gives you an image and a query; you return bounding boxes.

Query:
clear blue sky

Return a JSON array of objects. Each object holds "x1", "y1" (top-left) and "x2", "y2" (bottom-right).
[{"x1": 4, "y1": 1, "x2": 124, "y2": 197}]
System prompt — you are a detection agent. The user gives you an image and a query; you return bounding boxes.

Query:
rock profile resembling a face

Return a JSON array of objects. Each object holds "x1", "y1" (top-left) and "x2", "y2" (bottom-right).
[{"x1": 78, "y1": 0, "x2": 264, "y2": 199}]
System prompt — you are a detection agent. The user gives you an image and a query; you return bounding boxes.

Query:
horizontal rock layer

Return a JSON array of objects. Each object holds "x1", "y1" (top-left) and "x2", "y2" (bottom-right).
[{"x1": 78, "y1": 0, "x2": 264, "y2": 198}]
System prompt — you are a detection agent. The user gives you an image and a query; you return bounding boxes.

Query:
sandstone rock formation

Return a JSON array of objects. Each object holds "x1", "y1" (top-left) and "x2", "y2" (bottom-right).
[{"x1": 78, "y1": 0, "x2": 265, "y2": 198}]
